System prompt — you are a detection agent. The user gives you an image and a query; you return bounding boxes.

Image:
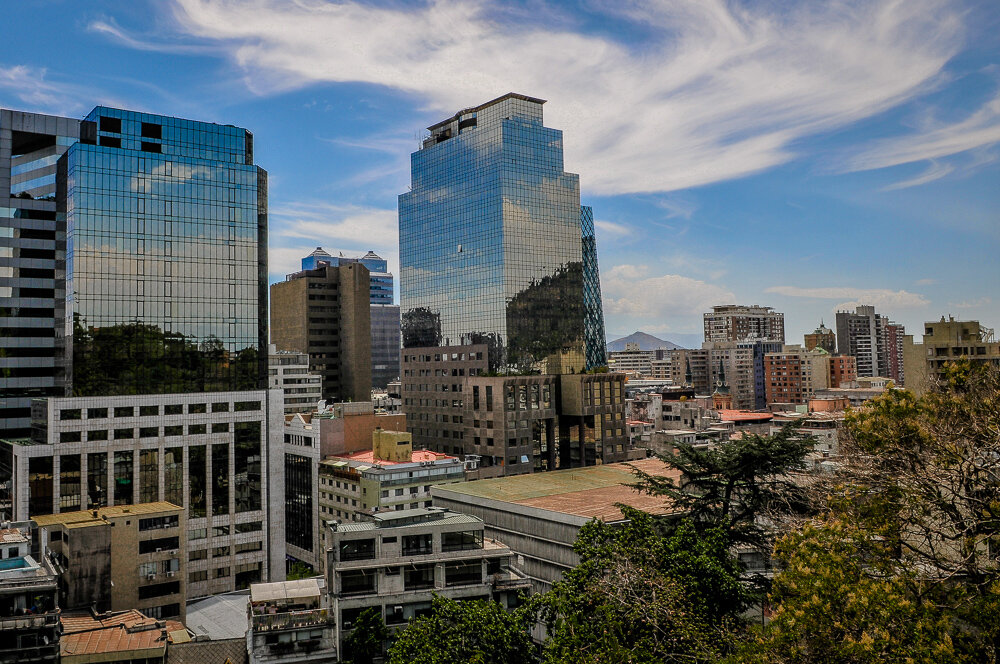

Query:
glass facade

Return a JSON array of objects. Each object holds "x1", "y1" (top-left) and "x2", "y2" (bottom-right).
[
  {"x1": 61, "y1": 107, "x2": 267, "y2": 396},
  {"x1": 399, "y1": 94, "x2": 594, "y2": 372},
  {"x1": 284, "y1": 452, "x2": 313, "y2": 552},
  {"x1": 580, "y1": 205, "x2": 607, "y2": 370}
]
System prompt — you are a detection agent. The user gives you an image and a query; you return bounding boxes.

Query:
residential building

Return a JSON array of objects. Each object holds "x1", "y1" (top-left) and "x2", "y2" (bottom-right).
[
  {"x1": 607, "y1": 343, "x2": 673, "y2": 378},
  {"x1": 398, "y1": 92, "x2": 605, "y2": 373},
  {"x1": 59, "y1": 609, "x2": 186, "y2": 664},
  {"x1": 1, "y1": 390, "x2": 285, "y2": 597},
  {"x1": 432, "y1": 459, "x2": 676, "y2": 592},
  {"x1": 0, "y1": 520, "x2": 60, "y2": 664},
  {"x1": 268, "y1": 345, "x2": 322, "y2": 414},
  {"x1": 804, "y1": 321, "x2": 836, "y2": 354},
  {"x1": 902, "y1": 317, "x2": 999, "y2": 395},
  {"x1": 703, "y1": 305, "x2": 785, "y2": 344},
  {"x1": 326, "y1": 507, "x2": 529, "y2": 653},
  {"x1": 764, "y1": 346, "x2": 832, "y2": 405},
  {"x1": 835, "y1": 305, "x2": 905, "y2": 383},
  {"x1": 829, "y1": 354, "x2": 858, "y2": 388},
  {"x1": 0, "y1": 110, "x2": 80, "y2": 440},
  {"x1": 34, "y1": 502, "x2": 187, "y2": 621},
  {"x1": 247, "y1": 578, "x2": 337, "y2": 664},
  {"x1": 271, "y1": 262, "x2": 372, "y2": 403},
  {"x1": 666, "y1": 348, "x2": 711, "y2": 393},
  {"x1": 704, "y1": 342, "x2": 756, "y2": 411}
]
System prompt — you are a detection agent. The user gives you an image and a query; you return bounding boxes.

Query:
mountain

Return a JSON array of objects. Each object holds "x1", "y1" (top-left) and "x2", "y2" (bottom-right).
[{"x1": 606, "y1": 331, "x2": 684, "y2": 352}]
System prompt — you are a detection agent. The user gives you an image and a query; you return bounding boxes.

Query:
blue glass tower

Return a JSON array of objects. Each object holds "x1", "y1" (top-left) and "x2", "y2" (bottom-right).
[
  {"x1": 399, "y1": 93, "x2": 603, "y2": 372},
  {"x1": 61, "y1": 107, "x2": 268, "y2": 394},
  {"x1": 580, "y1": 206, "x2": 607, "y2": 370}
]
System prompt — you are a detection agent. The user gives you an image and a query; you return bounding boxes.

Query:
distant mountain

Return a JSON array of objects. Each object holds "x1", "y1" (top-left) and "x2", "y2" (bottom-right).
[{"x1": 606, "y1": 331, "x2": 684, "y2": 352}]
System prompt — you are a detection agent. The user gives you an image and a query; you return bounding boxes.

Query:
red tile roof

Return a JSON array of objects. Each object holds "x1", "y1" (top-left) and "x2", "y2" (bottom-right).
[
  {"x1": 340, "y1": 449, "x2": 455, "y2": 465},
  {"x1": 718, "y1": 410, "x2": 773, "y2": 422},
  {"x1": 60, "y1": 610, "x2": 183, "y2": 659}
]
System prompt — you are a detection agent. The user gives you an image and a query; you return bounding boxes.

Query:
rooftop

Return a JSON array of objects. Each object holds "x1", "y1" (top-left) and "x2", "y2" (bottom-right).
[
  {"x1": 32, "y1": 502, "x2": 182, "y2": 529},
  {"x1": 250, "y1": 578, "x2": 322, "y2": 604},
  {"x1": 434, "y1": 458, "x2": 677, "y2": 522},
  {"x1": 335, "y1": 448, "x2": 456, "y2": 466},
  {"x1": 0, "y1": 528, "x2": 28, "y2": 545},
  {"x1": 185, "y1": 591, "x2": 249, "y2": 641},
  {"x1": 427, "y1": 92, "x2": 546, "y2": 131},
  {"x1": 60, "y1": 610, "x2": 184, "y2": 658},
  {"x1": 718, "y1": 410, "x2": 774, "y2": 422},
  {"x1": 334, "y1": 507, "x2": 481, "y2": 533}
]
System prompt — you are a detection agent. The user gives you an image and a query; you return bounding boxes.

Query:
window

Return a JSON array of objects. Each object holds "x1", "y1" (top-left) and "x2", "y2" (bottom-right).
[
  {"x1": 164, "y1": 404, "x2": 183, "y2": 415},
  {"x1": 189, "y1": 549, "x2": 208, "y2": 561},
  {"x1": 139, "y1": 515, "x2": 178, "y2": 531},
  {"x1": 139, "y1": 405, "x2": 159, "y2": 417},
  {"x1": 382, "y1": 536, "x2": 397, "y2": 544},
  {"x1": 114, "y1": 407, "x2": 134, "y2": 418},
  {"x1": 214, "y1": 567, "x2": 230, "y2": 579},
  {"x1": 189, "y1": 424, "x2": 207, "y2": 435},
  {"x1": 402, "y1": 533, "x2": 432, "y2": 556},
  {"x1": 404, "y1": 563, "x2": 435, "y2": 591},
  {"x1": 139, "y1": 427, "x2": 158, "y2": 438},
  {"x1": 114, "y1": 428, "x2": 134, "y2": 440},
  {"x1": 60, "y1": 409, "x2": 82, "y2": 421},
  {"x1": 235, "y1": 541, "x2": 262, "y2": 554},
  {"x1": 188, "y1": 403, "x2": 207, "y2": 414},
  {"x1": 87, "y1": 408, "x2": 108, "y2": 419},
  {"x1": 139, "y1": 536, "x2": 179, "y2": 554},
  {"x1": 235, "y1": 521, "x2": 262, "y2": 534},
  {"x1": 164, "y1": 425, "x2": 183, "y2": 436},
  {"x1": 140, "y1": 122, "x2": 162, "y2": 138},
  {"x1": 339, "y1": 539, "x2": 375, "y2": 561},
  {"x1": 445, "y1": 560, "x2": 482, "y2": 586},
  {"x1": 212, "y1": 402, "x2": 230, "y2": 412},
  {"x1": 189, "y1": 528, "x2": 207, "y2": 540},
  {"x1": 213, "y1": 546, "x2": 231, "y2": 557},
  {"x1": 99, "y1": 116, "x2": 121, "y2": 132},
  {"x1": 60, "y1": 431, "x2": 82, "y2": 443},
  {"x1": 189, "y1": 570, "x2": 208, "y2": 583},
  {"x1": 340, "y1": 570, "x2": 376, "y2": 596},
  {"x1": 212, "y1": 422, "x2": 229, "y2": 433},
  {"x1": 234, "y1": 400, "x2": 261, "y2": 412},
  {"x1": 442, "y1": 530, "x2": 483, "y2": 552},
  {"x1": 212, "y1": 525, "x2": 230, "y2": 537},
  {"x1": 139, "y1": 581, "x2": 180, "y2": 599}
]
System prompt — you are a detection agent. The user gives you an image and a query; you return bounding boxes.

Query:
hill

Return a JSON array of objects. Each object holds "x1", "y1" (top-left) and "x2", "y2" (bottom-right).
[{"x1": 606, "y1": 331, "x2": 684, "y2": 352}]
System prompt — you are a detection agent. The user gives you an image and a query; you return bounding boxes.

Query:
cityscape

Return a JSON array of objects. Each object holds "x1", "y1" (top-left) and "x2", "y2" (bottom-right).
[{"x1": 1, "y1": 2, "x2": 998, "y2": 664}]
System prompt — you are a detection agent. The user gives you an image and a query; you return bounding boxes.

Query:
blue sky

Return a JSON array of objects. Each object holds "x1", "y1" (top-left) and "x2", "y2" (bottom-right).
[{"x1": 2, "y1": 0, "x2": 998, "y2": 347}]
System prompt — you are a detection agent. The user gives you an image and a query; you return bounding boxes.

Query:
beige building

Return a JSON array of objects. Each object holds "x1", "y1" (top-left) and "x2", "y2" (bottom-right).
[
  {"x1": 903, "y1": 317, "x2": 999, "y2": 395},
  {"x1": 35, "y1": 502, "x2": 187, "y2": 622},
  {"x1": 270, "y1": 262, "x2": 372, "y2": 403}
]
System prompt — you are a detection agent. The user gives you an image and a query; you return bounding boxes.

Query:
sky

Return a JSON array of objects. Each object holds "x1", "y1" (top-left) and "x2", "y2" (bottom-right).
[{"x1": 2, "y1": 0, "x2": 998, "y2": 348}]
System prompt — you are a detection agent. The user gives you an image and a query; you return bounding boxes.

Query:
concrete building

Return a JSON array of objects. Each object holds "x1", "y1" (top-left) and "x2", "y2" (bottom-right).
[
  {"x1": 804, "y1": 321, "x2": 836, "y2": 354},
  {"x1": 270, "y1": 262, "x2": 372, "y2": 403},
  {"x1": 666, "y1": 348, "x2": 711, "y2": 393},
  {"x1": 268, "y1": 346, "x2": 322, "y2": 414},
  {"x1": 326, "y1": 507, "x2": 529, "y2": 653},
  {"x1": 1, "y1": 390, "x2": 285, "y2": 597},
  {"x1": 247, "y1": 578, "x2": 337, "y2": 664},
  {"x1": 401, "y1": 344, "x2": 629, "y2": 477},
  {"x1": 432, "y1": 459, "x2": 676, "y2": 592},
  {"x1": 703, "y1": 305, "x2": 785, "y2": 344},
  {"x1": 607, "y1": 343, "x2": 672, "y2": 378},
  {"x1": 829, "y1": 354, "x2": 858, "y2": 388},
  {"x1": 903, "y1": 317, "x2": 1000, "y2": 395},
  {"x1": 34, "y1": 502, "x2": 186, "y2": 622},
  {"x1": 0, "y1": 520, "x2": 60, "y2": 664},
  {"x1": 835, "y1": 305, "x2": 905, "y2": 384}
]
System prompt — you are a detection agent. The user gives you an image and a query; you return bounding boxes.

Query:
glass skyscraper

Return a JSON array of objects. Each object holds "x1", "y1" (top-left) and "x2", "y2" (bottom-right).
[
  {"x1": 399, "y1": 93, "x2": 605, "y2": 372},
  {"x1": 62, "y1": 107, "x2": 268, "y2": 395}
]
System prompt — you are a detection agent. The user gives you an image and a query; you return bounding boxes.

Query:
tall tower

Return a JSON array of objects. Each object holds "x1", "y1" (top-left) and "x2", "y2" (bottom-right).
[{"x1": 399, "y1": 93, "x2": 604, "y2": 372}]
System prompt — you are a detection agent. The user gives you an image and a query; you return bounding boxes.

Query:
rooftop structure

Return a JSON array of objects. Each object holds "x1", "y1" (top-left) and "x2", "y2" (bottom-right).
[
  {"x1": 60, "y1": 609, "x2": 186, "y2": 664},
  {"x1": 0, "y1": 520, "x2": 60, "y2": 664},
  {"x1": 248, "y1": 578, "x2": 336, "y2": 664}
]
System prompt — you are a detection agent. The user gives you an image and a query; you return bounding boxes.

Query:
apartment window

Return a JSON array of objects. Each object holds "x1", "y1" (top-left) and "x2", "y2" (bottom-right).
[
  {"x1": 114, "y1": 407, "x2": 134, "y2": 418},
  {"x1": 189, "y1": 570, "x2": 208, "y2": 583},
  {"x1": 339, "y1": 539, "x2": 375, "y2": 561},
  {"x1": 188, "y1": 403, "x2": 207, "y2": 414},
  {"x1": 402, "y1": 533, "x2": 432, "y2": 556},
  {"x1": 189, "y1": 549, "x2": 208, "y2": 561},
  {"x1": 139, "y1": 405, "x2": 159, "y2": 417},
  {"x1": 212, "y1": 402, "x2": 230, "y2": 412},
  {"x1": 445, "y1": 560, "x2": 482, "y2": 586},
  {"x1": 441, "y1": 530, "x2": 483, "y2": 552},
  {"x1": 340, "y1": 569, "x2": 376, "y2": 596},
  {"x1": 139, "y1": 537, "x2": 179, "y2": 554},
  {"x1": 139, "y1": 515, "x2": 178, "y2": 531},
  {"x1": 60, "y1": 431, "x2": 82, "y2": 443},
  {"x1": 164, "y1": 404, "x2": 183, "y2": 415},
  {"x1": 404, "y1": 563, "x2": 435, "y2": 591},
  {"x1": 87, "y1": 408, "x2": 108, "y2": 419}
]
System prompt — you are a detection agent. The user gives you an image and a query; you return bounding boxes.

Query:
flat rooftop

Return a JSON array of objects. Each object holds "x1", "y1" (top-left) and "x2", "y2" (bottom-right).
[
  {"x1": 335, "y1": 449, "x2": 456, "y2": 466},
  {"x1": 33, "y1": 502, "x2": 182, "y2": 529},
  {"x1": 435, "y1": 458, "x2": 677, "y2": 522}
]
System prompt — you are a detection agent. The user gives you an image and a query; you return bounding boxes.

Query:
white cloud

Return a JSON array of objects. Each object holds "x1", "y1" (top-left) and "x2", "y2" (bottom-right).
[
  {"x1": 766, "y1": 285, "x2": 930, "y2": 311},
  {"x1": 880, "y1": 160, "x2": 955, "y2": 191},
  {"x1": 0, "y1": 65, "x2": 90, "y2": 115},
  {"x1": 949, "y1": 296, "x2": 992, "y2": 309},
  {"x1": 846, "y1": 91, "x2": 1000, "y2": 174},
  {"x1": 146, "y1": 0, "x2": 966, "y2": 195},
  {"x1": 594, "y1": 220, "x2": 631, "y2": 237},
  {"x1": 602, "y1": 264, "x2": 734, "y2": 331}
]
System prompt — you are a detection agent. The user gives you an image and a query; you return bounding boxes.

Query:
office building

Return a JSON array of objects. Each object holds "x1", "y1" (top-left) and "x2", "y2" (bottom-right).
[
  {"x1": 271, "y1": 262, "x2": 372, "y2": 402},
  {"x1": 0, "y1": 520, "x2": 60, "y2": 664},
  {"x1": 804, "y1": 321, "x2": 836, "y2": 354},
  {"x1": 248, "y1": 578, "x2": 337, "y2": 664},
  {"x1": 0, "y1": 110, "x2": 81, "y2": 439},
  {"x1": 268, "y1": 345, "x2": 322, "y2": 414},
  {"x1": 704, "y1": 305, "x2": 785, "y2": 344},
  {"x1": 398, "y1": 92, "x2": 604, "y2": 373},
  {"x1": 835, "y1": 305, "x2": 905, "y2": 383},
  {"x1": 34, "y1": 502, "x2": 187, "y2": 621},
  {"x1": 326, "y1": 507, "x2": 529, "y2": 652},
  {"x1": 301, "y1": 248, "x2": 400, "y2": 390},
  {"x1": 1, "y1": 390, "x2": 285, "y2": 597},
  {"x1": 902, "y1": 317, "x2": 1000, "y2": 395}
]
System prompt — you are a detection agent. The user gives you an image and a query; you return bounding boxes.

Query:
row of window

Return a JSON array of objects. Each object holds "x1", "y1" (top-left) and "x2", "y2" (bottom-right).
[
  {"x1": 59, "y1": 422, "x2": 235, "y2": 442},
  {"x1": 59, "y1": 400, "x2": 260, "y2": 421}
]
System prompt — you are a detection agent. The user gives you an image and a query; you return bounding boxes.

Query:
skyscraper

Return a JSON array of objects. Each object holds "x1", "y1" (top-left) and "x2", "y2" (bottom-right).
[
  {"x1": 703, "y1": 305, "x2": 785, "y2": 344},
  {"x1": 399, "y1": 93, "x2": 604, "y2": 373},
  {"x1": 835, "y1": 305, "x2": 905, "y2": 383},
  {"x1": 397, "y1": 94, "x2": 626, "y2": 476}
]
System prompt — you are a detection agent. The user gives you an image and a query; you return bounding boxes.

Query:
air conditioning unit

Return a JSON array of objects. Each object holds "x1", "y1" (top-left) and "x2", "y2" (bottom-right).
[
  {"x1": 155, "y1": 548, "x2": 162, "y2": 553},
  {"x1": 169, "y1": 550, "x2": 178, "y2": 555},
  {"x1": 167, "y1": 571, "x2": 175, "y2": 578},
  {"x1": 146, "y1": 574, "x2": 156, "y2": 580}
]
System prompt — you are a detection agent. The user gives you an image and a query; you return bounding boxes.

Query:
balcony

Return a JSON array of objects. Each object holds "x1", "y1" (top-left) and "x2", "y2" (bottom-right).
[
  {"x1": 251, "y1": 608, "x2": 332, "y2": 632},
  {"x1": 0, "y1": 610, "x2": 60, "y2": 631}
]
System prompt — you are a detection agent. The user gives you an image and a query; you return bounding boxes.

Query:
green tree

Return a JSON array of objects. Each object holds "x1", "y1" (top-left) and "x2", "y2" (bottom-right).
[
  {"x1": 541, "y1": 509, "x2": 751, "y2": 663},
  {"x1": 343, "y1": 606, "x2": 389, "y2": 664},
  {"x1": 386, "y1": 595, "x2": 536, "y2": 664}
]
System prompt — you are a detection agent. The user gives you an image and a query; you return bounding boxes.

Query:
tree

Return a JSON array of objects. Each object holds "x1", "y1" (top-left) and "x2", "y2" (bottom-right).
[
  {"x1": 632, "y1": 425, "x2": 816, "y2": 550},
  {"x1": 387, "y1": 595, "x2": 536, "y2": 664},
  {"x1": 343, "y1": 606, "x2": 389, "y2": 664},
  {"x1": 541, "y1": 509, "x2": 751, "y2": 663}
]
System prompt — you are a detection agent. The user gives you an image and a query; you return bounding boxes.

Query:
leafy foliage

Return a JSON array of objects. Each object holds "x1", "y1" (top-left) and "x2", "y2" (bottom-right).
[
  {"x1": 343, "y1": 607, "x2": 389, "y2": 664},
  {"x1": 386, "y1": 595, "x2": 537, "y2": 664}
]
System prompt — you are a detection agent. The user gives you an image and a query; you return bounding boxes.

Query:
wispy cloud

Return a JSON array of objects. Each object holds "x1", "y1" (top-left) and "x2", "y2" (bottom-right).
[
  {"x1": 766, "y1": 285, "x2": 930, "y2": 312},
  {"x1": 594, "y1": 220, "x2": 632, "y2": 237},
  {"x1": 880, "y1": 160, "x2": 955, "y2": 190},
  {"x1": 0, "y1": 65, "x2": 92, "y2": 115},
  {"x1": 105, "y1": 0, "x2": 969, "y2": 196},
  {"x1": 948, "y1": 296, "x2": 992, "y2": 309}
]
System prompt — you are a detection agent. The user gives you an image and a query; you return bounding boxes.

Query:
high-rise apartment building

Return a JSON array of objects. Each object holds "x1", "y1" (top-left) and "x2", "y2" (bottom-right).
[
  {"x1": 270, "y1": 262, "x2": 372, "y2": 402},
  {"x1": 704, "y1": 305, "x2": 785, "y2": 344},
  {"x1": 835, "y1": 305, "x2": 905, "y2": 383},
  {"x1": 903, "y1": 317, "x2": 999, "y2": 395},
  {"x1": 764, "y1": 346, "x2": 832, "y2": 405},
  {"x1": 268, "y1": 345, "x2": 322, "y2": 414},
  {"x1": 0, "y1": 105, "x2": 283, "y2": 594},
  {"x1": 398, "y1": 93, "x2": 604, "y2": 372}
]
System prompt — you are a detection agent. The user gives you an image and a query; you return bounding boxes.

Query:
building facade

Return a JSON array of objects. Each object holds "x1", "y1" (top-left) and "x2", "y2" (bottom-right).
[
  {"x1": 835, "y1": 305, "x2": 905, "y2": 383},
  {"x1": 270, "y1": 262, "x2": 372, "y2": 402},
  {"x1": 764, "y1": 346, "x2": 832, "y2": 406},
  {"x1": 804, "y1": 322, "x2": 836, "y2": 354},
  {"x1": 903, "y1": 317, "x2": 1000, "y2": 394},
  {"x1": 248, "y1": 578, "x2": 337, "y2": 664},
  {"x1": 268, "y1": 345, "x2": 322, "y2": 414},
  {"x1": 398, "y1": 92, "x2": 605, "y2": 373},
  {"x1": 0, "y1": 521, "x2": 60, "y2": 664},
  {"x1": 704, "y1": 305, "x2": 785, "y2": 344},
  {"x1": 0, "y1": 390, "x2": 284, "y2": 597}
]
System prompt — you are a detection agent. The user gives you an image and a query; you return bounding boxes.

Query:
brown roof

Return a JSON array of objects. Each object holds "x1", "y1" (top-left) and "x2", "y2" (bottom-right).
[
  {"x1": 0, "y1": 528, "x2": 28, "y2": 544},
  {"x1": 60, "y1": 610, "x2": 182, "y2": 659}
]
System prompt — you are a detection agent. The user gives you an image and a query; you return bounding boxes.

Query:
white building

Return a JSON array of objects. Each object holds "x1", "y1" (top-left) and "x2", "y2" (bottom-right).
[
  {"x1": 0, "y1": 390, "x2": 285, "y2": 598},
  {"x1": 269, "y1": 345, "x2": 323, "y2": 414}
]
